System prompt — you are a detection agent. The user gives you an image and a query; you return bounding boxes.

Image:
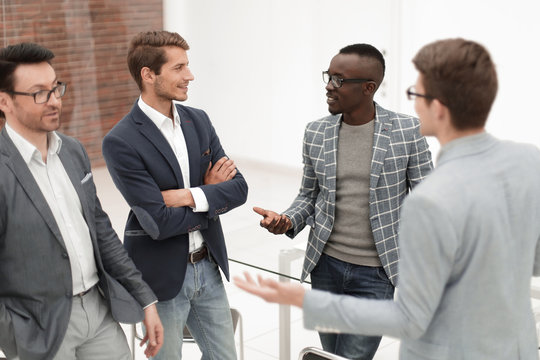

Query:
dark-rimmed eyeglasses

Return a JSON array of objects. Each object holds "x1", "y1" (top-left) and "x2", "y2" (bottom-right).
[
  {"x1": 2, "y1": 81, "x2": 67, "y2": 104},
  {"x1": 322, "y1": 71, "x2": 373, "y2": 88},
  {"x1": 406, "y1": 86, "x2": 436, "y2": 101}
]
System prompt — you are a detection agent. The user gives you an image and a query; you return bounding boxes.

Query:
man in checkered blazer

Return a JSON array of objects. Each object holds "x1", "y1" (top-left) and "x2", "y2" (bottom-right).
[{"x1": 254, "y1": 44, "x2": 433, "y2": 360}]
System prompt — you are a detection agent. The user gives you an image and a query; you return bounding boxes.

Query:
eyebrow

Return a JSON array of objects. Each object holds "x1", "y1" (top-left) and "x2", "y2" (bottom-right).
[{"x1": 26, "y1": 78, "x2": 58, "y2": 92}]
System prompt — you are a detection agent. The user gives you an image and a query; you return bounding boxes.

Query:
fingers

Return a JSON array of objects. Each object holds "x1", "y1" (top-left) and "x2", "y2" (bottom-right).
[
  {"x1": 233, "y1": 272, "x2": 256, "y2": 293},
  {"x1": 204, "y1": 157, "x2": 237, "y2": 184},
  {"x1": 139, "y1": 334, "x2": 148, "y2": 348},
  {"x1": 211, "y1": 156, "x2": 229, "y2": 172},
  {"x1": 266, "y1": 215, "x2": 291, "y2": 234},
  {"x1": 205, "y1": 160, "x2": 212, "y2": 175},
  {"x1": 253, "y1": 206, "x2": 266, "y2": 216}
]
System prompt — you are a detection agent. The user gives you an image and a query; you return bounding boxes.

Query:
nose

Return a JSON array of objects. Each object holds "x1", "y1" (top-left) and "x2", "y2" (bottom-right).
[
  {"x1": 47, "y1": 93, "x2": 62, "y2": 106},
  {"x1": 185, "y1": 66, "x2": 195, "y2": 81},
  {"x1": 46, "y1": 91, "x2": 61, "y2": 107},
  {"x1": 325, "y1": 81, "x2": 335, "y2": 91}
]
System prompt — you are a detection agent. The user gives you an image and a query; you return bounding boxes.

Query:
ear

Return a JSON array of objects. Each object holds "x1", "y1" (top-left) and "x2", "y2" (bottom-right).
[
  {"x1": 0, "y1": 92, "x2": 12, "y2": 116},
  {"x1": 432, "y1": 99, "x2": 452, "y2": 125},
  {"x1": 363, "y1": 81, "x2": 378, "y2": 95},
  {"x1": 140, "y1": 67, "x2": 155, "y2": 85}
]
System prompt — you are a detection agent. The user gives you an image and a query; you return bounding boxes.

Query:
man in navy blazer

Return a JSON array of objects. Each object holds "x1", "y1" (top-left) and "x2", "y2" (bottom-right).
[{"x1": 102, "y1": 31, "x2": 248, "y2": 359}]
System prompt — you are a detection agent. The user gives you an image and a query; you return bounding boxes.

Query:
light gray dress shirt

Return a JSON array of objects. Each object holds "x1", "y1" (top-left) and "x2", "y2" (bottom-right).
[
  {"x1": 303, "y1": 132, "x2": 540, "y2": 359},
  {"x1": 5, "y1": 124, "x2": 99, "y2": 295}
]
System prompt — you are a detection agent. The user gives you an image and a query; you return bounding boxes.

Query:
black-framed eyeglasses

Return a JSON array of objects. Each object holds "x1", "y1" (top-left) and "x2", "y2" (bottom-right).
[
  {"x1": 322, "y1": 71, "x2": 373, "y2": 88},
  {"x1": 2, "y1": 81, "x2": 67, "y2": 104},
  {"x1": 406, "y1": 85, "x2": 436, "y2": 102}
]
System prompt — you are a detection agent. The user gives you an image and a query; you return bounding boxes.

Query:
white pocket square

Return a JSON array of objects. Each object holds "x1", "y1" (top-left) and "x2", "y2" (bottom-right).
[{"x1": 81, "y1": 172, "x2": 93, "y2": 184}]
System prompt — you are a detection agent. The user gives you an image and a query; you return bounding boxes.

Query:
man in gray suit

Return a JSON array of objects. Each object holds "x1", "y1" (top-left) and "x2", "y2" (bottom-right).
[
  {"x1": 0, "y1": 43, "x2": 163, "y2": 359},
  {"x1": 254, "y1": 44, "x2": 433, "y2": 359},
  {"x1": 237, "y1": 38, "x2": 540, "y2": 359}
]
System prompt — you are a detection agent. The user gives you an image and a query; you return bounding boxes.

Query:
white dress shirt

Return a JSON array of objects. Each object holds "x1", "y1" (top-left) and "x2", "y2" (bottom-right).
[
  {"x1": 5, "y1": 123, "x2": 99, "y2": 295},
  {"x1": 138, "y1": 97, "x2": 209, "y2": 252}
]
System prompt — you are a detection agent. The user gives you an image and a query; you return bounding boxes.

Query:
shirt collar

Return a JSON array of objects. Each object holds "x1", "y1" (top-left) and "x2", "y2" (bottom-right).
[
  {"x1": 138, "y1": 96, "x2": 181, "y2": 129},
  {"x1": 5, "y1": 122, "x2": 62, "y2": 165}
]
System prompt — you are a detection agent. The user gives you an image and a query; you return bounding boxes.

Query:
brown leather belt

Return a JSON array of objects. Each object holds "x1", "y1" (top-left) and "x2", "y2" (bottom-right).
[{"x1": 189, "y1": 246, "x2": 208, "y2": 264}]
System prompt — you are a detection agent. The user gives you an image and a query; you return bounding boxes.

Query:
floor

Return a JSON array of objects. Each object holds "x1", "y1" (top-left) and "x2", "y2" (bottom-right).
[{"x1": 92, "y1": 157, "x2": 402, "y2": 360}]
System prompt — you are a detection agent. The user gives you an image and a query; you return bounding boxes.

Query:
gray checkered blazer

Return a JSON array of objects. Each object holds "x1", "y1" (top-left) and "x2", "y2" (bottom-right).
[{"x1": 283, "y1": 103, "x2": 433, "y2": 285}]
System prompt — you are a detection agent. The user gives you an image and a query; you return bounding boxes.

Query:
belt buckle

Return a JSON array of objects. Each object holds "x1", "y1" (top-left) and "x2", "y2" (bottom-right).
[{"x1": 190, "y1": 251, "x2": 196, "y2": 264}]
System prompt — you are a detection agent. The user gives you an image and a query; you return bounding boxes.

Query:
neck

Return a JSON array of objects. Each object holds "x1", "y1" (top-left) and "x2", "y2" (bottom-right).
[
  {"x1": 141, "y1": 92, "x2": 173, "y2": 119},
  {"x1": 437, "y1": 127, "x2": 485, "y2": 146},
  {"x1": 7, "y1": 119, "x2": 49, "y2": 161},
  {"x1": 342, "y1": 101, "x2": 376, "y2": 126}
]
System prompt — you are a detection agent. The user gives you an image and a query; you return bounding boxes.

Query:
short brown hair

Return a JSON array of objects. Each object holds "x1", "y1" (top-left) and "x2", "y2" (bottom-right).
[
  {"x1": 127, "y1": 31, "x2": 189, "y2": 90},
  {"x1": 412, "y1": 38, "x2": 498, "y2": 130}
]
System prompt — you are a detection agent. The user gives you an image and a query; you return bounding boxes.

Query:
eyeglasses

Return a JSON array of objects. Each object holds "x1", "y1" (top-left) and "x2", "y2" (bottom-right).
[
  {"x1": 406, "y1": 86, "x2": 436, "y2": 101},
  {"x1": 322, "y1": 71, "x2": 373, "y2": 88},
  {"x1": 3, "y1": 81, "x2": 67, "y2": 104}
]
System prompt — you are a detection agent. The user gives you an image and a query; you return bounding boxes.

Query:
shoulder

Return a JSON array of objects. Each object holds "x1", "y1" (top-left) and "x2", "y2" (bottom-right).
[
  {"x1": 376, "y1": 103, "x2": 420, "y2": 128},
  {"x1": 175, "y1": 102, "x2": 211, "y2": 122},
  {"x1": 306, "y1": 114, "x2": 339, "y2": 132},
  {"x1": 105, "y1": 107, "x2": 138, "y2": 139},
  {"x1": 57, "y1": 132, "x2": 84, "y2": 152}
]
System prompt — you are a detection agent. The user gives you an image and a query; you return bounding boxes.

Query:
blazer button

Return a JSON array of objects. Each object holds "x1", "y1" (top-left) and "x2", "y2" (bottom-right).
[
  {"x1": 66, "y1": 292, "x2": 71, "y2": 298},
  {"x1": 62, "y1": 252, "x2": 69, "y2": 258}
]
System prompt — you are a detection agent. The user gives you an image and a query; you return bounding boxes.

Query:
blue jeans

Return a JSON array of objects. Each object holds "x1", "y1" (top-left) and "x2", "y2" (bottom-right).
[
  {"x1": 149, "y1": 256, "x2": 236, "y2": 360},
  {"x1": 310, "y1": 253, "x2": 395, "y2": 360}
]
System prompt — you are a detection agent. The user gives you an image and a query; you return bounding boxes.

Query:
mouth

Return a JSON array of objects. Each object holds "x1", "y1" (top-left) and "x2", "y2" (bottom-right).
[
  {"x1": 326, "y1": 93, "x2": 337, "y2": 105},
  {"x1": 44, "y1": 110, "x2": 59, "y2": 118}
]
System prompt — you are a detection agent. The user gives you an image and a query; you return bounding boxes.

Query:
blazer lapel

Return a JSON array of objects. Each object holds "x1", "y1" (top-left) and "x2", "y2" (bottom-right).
[
  {"x1": 324, "y1": 115, "x2": 340, "y2": 201},
  {"x1": 131, "y1": 104, "x2": 185, "y2": 188},
  {"x1": 177, "y1": 105, "x2": 201, "y2": 186},
  {"x1": 370, "y1": 103, "x2": 393, "y2": 189},
  {"x1": 0, "y1": 129, "x2": 66, "y2": 250},
  {"x1": 58, "y1": 148, "x2": 93, "y2": 236}
]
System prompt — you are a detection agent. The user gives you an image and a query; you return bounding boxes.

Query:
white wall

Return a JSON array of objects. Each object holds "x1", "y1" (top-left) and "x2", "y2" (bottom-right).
[
  {"x1": 164, "y1": 0, "x2": 399, "y2": 167},
  {"x1": 397, "y1": 0, "x2": 540, "y2": 156},
  {"x1": 164, "y1": 0, "x2": 540, "y2": 167}
]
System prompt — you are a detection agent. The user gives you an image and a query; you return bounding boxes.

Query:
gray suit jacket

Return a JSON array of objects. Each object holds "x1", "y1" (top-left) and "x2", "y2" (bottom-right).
[
  {"x1": 283, "y1": 103, "x2": 433, "y2": 283},
  {"x1": 0, "y1": 128, "x2": 157, "y2": 360},
  {"x1": 303, "y1": 133, "x2": 540, "y2": 359}
]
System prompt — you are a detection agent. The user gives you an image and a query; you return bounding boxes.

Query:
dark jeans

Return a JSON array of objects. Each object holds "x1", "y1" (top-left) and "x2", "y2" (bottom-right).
[{"x1": 310, "y1": 253, "x2": 395, "y2": 360}]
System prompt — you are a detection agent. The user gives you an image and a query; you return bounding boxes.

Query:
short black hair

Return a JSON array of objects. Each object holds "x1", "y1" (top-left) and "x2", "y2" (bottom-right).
[
  {"x1": 0, "y1": 43, "x2": 55, "y2": 118},
  {"x1": 339, "y1": 43, "x2": 385, "y2": 78}
]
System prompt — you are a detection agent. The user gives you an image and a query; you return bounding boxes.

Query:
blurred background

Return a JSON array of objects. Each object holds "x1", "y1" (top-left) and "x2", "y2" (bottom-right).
[{"x1": 2, "y1": 0, "x2": 539, "y2": 168}]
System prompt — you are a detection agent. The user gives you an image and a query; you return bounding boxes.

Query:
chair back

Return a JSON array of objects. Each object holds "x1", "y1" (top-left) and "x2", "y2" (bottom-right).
[{"x1": 298, "y1": 346, "x2": 350, "y2": 360}]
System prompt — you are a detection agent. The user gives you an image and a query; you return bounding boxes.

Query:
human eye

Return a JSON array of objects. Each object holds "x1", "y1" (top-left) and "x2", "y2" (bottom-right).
[{"x1": 34, "y1": 89, "x2": 50, "y2": 103}]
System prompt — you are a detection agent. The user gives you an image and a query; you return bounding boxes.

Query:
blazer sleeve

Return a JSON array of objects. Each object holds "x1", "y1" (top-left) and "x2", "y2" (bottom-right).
[
  {"x1": 195, "y1": 115, "x2": 248, "y2": 218},
  {"x1": 303, "y1": 193, "x2": 456, "y2": 340},
  {"x1": 406, "y1": 120, "x2": 433, "y2": 189},
  {"x1": 76, "y1": 140, "x2": 157, "y2": 307},
  {"x1": 282, "y1": 124, "x2": 319, "y2": 238},
  {"x1": 103, "y1": 132, "x2": 210, "y2": 240},
  {"x1": 0, "y1": 302, "x2": 16, "y2": 357}
]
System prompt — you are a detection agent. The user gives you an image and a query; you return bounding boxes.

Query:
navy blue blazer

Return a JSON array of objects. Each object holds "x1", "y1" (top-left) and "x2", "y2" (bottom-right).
[{"x1": 102, "y1": 102, "x2": 248, "y2": 301}]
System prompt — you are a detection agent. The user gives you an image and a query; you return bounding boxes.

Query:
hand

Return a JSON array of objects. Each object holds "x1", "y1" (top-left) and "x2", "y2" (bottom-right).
[
  {"x1": 141, "y1": 304, "x2": 164, "y2": 358},
  {"x1": 204, "y1": 156, "x2": 237, "y2": 185},
  {"x1": 253, "y1": 206, "x2": 292, "y2": 234},
  {"x1": 233, "y1": 272, "x2": 305, "y2": 308},
  {"x1": 161, "y1": 189, "x2": 194, "y2": 207}
]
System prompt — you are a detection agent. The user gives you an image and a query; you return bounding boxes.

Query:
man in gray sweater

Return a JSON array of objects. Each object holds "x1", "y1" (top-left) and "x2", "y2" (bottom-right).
[{"x1": 253, "y1": 44, "x2": 433, "y2": 359}]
